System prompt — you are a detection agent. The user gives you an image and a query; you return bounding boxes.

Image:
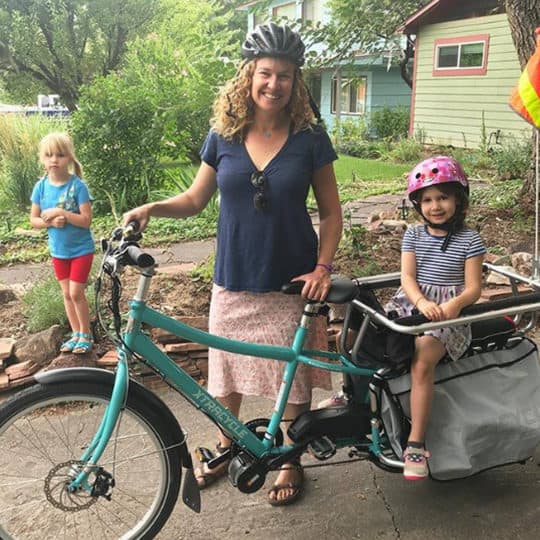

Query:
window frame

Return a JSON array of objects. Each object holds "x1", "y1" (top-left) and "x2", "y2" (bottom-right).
[
  {"x1": 432, "y1": 34, "x2": 490, "y2": 77},
  {"x1": 272, "y1": 1, "x2": 297, "y2": 19},
  {"x1": 330, "y1": 76, "x2": 368, "y2": 115},
  {"x1": 302, "y1": 0, "x2": 322, "y2": 23}
]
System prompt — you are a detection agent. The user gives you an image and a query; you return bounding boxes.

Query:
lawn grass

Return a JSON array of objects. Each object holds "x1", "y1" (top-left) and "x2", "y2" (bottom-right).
[
  {"x1": 1, "y1": 154, "x2": 412, "y2": 265},
  {"x1": 334, "y1": 154, "x2": 411, "y2": 202}
]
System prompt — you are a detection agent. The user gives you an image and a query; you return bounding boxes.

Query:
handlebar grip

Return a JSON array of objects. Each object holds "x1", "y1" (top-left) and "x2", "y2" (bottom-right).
[
  {"x1": 125, "y1": 245, "x2": 155, "y2": 268},
  {"x1": 124, "y1": 220, "x2": 140, "y2": 236}
]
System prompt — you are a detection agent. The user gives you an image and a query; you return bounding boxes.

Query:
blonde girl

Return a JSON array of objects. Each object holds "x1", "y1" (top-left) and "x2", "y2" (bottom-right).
[{"x1": 30, "y1": 132, "x2": 94, "y2": 354}]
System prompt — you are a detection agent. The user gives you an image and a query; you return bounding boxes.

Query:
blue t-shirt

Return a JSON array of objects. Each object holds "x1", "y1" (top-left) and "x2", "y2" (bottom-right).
[
  {"x1": 30, "y1": 175, "x2": 94, "y2": 259},
  {"x1": 200, "y1": 126, "x2": 338, "y2": 292}
]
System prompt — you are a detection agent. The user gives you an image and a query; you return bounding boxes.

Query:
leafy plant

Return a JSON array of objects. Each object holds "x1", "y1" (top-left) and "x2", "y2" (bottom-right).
[
  {"x1": 22, "y1": 274, "x2": 69, "y2": 332},
  {"x1": 0, "y1": 114, "x2": 68, "y2": 210},
  {"x1": 341, "y1": 210, "x2": 368, "y2": 260},
  {"x1": 370, "y1": 106, "x2": 410, "y2": 140},
  {"x1": 188, "y1": 254, "x2": 215, "y2": 285},
  {"x1": 386, "y1": 137, "x2": 423, "y2": 163},
  {"x1": 72, "y1": 0, "x2": 239, "y2": 215},
  {"x1": 489, "y1": 137, "x2": 531, "y2": 180}
]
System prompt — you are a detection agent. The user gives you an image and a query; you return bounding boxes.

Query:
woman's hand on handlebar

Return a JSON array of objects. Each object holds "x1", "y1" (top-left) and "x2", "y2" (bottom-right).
[
  {"x1": 123, "y1": 204, "x2": 152, "y2": 232},
  {"x1": 291, "y1": 266, "x2": 331, "y2": 301}
]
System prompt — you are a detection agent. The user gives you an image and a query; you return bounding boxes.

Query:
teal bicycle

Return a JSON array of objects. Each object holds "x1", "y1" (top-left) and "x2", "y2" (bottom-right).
[{"x1": 1, "y1": 224, "x2": 539, "y2": 539}]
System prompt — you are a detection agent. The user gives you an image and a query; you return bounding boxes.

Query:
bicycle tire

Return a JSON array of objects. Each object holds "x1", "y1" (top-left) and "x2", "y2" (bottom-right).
[{"x1": 0, "y1": 379, "x2": 182, "y2": 540}]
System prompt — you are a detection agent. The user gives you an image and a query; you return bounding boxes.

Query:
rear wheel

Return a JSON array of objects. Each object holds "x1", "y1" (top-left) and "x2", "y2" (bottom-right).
[{"x1": 0, "y1": 380, "x2": 182, "y2": 540}]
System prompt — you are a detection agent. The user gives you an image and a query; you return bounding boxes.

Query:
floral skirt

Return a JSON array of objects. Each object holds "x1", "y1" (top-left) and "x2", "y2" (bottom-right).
[
  {"x1": 207, "y1": 284, "x2": 331, "y2": 404},
  {"x1": 384, "y1": 284, "x2": 471, "y2": 361}
]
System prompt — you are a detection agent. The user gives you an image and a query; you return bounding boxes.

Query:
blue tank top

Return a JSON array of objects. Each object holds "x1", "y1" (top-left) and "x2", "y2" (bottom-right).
[{"x1": 200, "y1": 126, "x2": 337, "y2": 292}]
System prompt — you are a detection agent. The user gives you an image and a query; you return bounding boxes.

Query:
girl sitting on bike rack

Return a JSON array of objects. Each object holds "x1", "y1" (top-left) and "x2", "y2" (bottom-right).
[
  {"x1": 386, "y1": 156, "x2": 486, "y2": 480},
  {"x1": 123, "y1": 22, "x2": 342, "y2": 506}
]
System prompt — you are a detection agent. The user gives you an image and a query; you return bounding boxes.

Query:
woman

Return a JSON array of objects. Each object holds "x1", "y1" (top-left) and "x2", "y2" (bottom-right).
[{"x1": 123, "y1": 22, "x2": 342, "y2": 506}]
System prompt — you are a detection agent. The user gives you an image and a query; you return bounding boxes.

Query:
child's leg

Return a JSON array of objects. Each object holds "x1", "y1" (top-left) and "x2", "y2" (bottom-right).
[
  {"x1": 58, "y1": 278, "x2": 81, "y2": 333},
  {"x1": 408, "y1": 335, "x2": 446, "y2": 443},
  {"x1": 69, "y1": 254, "x2": 94, "y2": 353},
  {"x1": 69, "y1": 280, "x2": 91, "y2": 337},
  {"x1": 403, "y1": 335, "x2": 445, "y2": 480},
  {"x1": 53, "y1": 258, "x2": 80, "y2": 334}
]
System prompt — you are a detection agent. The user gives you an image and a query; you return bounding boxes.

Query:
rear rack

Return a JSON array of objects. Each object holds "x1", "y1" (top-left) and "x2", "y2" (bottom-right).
[{"x1": 347, "y1": 264, "x2": 540, "y2": 358}]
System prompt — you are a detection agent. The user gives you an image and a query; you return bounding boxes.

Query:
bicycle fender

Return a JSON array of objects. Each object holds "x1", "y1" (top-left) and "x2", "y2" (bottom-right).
[{"x1": 35, "y1": 367, "x2": 191, "y2": 463}]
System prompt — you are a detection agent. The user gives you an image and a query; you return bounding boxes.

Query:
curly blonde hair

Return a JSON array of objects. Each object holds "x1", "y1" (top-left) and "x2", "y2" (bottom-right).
[
  {"x1": 39, "y1": 132, "x2": 83, "y2": 177},
  {"x1": 211, "y1": 59, "x2": 315, "y2": 141}
]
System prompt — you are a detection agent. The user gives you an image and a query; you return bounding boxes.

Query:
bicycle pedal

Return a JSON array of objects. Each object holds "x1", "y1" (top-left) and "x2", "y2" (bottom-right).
[
  {"x1": 194, "y1": 446, "x2": 214, "y2": 463},
  {"x1": 308, "y1": 436, "x2": 336, "y2": 460}
]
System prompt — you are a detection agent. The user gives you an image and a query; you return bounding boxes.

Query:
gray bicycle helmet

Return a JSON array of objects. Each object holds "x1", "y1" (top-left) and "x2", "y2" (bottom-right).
[{"x1": 242, "y1": 22, "x2": 305, "y2": 67}]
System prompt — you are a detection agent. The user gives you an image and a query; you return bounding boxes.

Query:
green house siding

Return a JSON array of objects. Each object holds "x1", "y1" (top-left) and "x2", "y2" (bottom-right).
[
  {"x1": 320, "y1": 66, "x2": 411, "y2": 131},
  {"x1": 371, "y1": 66, "x2": 411, "y2": 110},
  {"x1": 411, "y1": 13, "x2": 530, "y2": 148}
]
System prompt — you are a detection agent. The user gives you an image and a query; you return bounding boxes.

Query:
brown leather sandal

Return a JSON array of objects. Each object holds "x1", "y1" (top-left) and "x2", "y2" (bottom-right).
[
  {"x1": 193, "y1": 443, "x2": 231, "y2": 489},
  {"x1": 267, "y1": 461, "x2": 304, "y2": 506}
]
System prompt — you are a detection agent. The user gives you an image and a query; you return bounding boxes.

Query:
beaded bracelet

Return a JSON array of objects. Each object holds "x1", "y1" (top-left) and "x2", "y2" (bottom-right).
[{"x1": 316, "y1": 263, "x2": 334, "y2": 272}]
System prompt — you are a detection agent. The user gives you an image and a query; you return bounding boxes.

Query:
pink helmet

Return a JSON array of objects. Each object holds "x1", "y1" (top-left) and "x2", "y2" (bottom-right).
[{"x1": 407, "y1": 156, "x2": 468, "y2": 200}]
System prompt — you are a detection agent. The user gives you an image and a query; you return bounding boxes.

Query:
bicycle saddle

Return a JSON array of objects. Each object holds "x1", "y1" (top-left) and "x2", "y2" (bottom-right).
[{"x1": 281, "y1": 275, "x2": 358, "y2": 304}]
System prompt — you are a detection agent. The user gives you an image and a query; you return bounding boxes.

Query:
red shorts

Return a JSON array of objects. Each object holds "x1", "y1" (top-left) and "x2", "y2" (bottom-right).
[{"x1": 52, "y1": 253, "x2": 94, "y2": 283}]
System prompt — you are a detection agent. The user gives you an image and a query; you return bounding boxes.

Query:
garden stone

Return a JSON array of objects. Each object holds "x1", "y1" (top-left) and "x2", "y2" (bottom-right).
[
  {"x1": 14, "y1": 325, "x2": 64, "y2": 365},
  {"x1": 0, "y1": 288, "x2": 17, "y2": 304},
  {"x1": 486, "y1": 265, "x2": 514, "y2": 286},
  {"x1": 0, "y1": 338, "x2": 16, "y2": 360},
  {"x1": 511, "y1": 252, "x2": 533, "y2": 277}
]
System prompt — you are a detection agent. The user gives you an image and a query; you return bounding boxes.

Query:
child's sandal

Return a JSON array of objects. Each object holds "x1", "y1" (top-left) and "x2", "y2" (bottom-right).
[
  {"x1": 60, "y1": 333, "x2": 80, "y2": 353},
  {"x1": 72, "y1": 333, "x2": 93, "y2": 355}
]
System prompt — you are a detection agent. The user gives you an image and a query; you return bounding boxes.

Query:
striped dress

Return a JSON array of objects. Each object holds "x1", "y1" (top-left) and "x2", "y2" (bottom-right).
[{"x1": 385, "y1": 225, "x2": 486, "y2": 360}]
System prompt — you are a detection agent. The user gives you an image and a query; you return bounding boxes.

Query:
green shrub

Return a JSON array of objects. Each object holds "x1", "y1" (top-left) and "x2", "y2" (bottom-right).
[
  {"x1": 0, "y1": 115, "x2": 68, "y2": 210},
  {"x1": 490, "y1": 137, "x2": 531, "y2": 180},
  {"x1": 22, "y1": 274, "x2": 68, "y2": 332},
  {"x1": 370, "y1": 106, "x2": 410, "y2": 140},
  {"x1": 331, "y1": 118, "x2": 369, "y2": 144},
  {"x1": 386, "y1": 137, "x2": 423, "y2": 163},
  {"x1": 72, "y1": 4, "x2": 239, "y2": 216}
]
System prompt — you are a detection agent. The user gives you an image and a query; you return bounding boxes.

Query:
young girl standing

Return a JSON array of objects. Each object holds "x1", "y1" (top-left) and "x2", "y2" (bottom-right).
[
  {"x1": 30, "y1": 132, "x2": 94, "y2": 354},
  {"x1": 386, "y1": 156, "x2": 486, "y2": 480}
]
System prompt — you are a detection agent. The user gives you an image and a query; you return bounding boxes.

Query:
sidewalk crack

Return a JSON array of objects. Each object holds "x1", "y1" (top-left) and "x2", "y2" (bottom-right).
[{"x1": 370, "y1": 464, "x2": 401, "y2": 539}]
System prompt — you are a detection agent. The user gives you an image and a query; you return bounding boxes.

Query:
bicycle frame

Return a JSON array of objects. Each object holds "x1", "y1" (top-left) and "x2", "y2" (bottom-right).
[{"x1": 70, "y1": 267, "x2": 378, "y2": 491}]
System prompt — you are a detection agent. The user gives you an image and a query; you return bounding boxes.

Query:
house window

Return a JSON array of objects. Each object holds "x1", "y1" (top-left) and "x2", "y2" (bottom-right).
[
  {"x1": 331, "y1": 77, "x2": 367, "y2": 115},
  {"x1": 303, "y1": 0, "x2": 322, "y2": 22},
  {"x1": 272, "y1": 2, "x2": 297, "y2": 20},
  {"x1": 253, "y1": 12, "x2": 267, "y2": 26},
  {"x1": 433, "y1": 35, "x2": 489, "y2": 76}
]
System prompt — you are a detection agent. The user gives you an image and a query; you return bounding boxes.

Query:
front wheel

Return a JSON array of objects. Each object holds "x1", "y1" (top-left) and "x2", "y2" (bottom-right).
[{"x1": 0, "y1": 380, "x2": 182, "y2": 540}]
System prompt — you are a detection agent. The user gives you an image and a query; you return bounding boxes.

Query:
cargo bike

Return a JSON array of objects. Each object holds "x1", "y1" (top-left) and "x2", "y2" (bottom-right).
[{"x1": 0, "y1": 224, "x2": 539, "y2": 540}]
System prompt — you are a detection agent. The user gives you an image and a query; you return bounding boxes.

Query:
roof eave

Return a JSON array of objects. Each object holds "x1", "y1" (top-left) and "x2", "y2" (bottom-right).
[{"x1": 399, "y1": 0, "x2": 443, "y2": 34}]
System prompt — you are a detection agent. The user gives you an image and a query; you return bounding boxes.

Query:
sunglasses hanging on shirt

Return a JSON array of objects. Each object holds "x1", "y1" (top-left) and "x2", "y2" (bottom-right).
[{"x1": 251, "y1": 171, "x2": 267, "y2": 211}]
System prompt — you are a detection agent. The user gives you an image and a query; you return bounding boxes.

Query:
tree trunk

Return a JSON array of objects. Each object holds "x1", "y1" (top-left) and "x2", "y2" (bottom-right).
[{"x1": 505, "y1": 0, "x2": 540, "y2": 206}]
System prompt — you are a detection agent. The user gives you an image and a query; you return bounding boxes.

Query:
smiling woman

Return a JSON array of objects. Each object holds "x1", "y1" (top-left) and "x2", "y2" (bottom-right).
[{"x1": 122, "y1": 22, "x2": 342, "y2": 507}]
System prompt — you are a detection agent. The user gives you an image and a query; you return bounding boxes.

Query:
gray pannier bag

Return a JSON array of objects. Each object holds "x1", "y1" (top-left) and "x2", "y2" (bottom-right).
[{"x1": 377, "y1": 337, "x2": 540, "y2": 481}]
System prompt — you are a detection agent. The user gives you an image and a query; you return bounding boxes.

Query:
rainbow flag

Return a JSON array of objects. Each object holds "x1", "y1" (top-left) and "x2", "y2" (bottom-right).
[{"x1": 509, "y1": 28, "x2": 540, "y2": 129}]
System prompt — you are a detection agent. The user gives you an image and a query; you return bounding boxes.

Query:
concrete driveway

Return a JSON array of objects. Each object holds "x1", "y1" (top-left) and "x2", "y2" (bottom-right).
[{"x1": 155, "y1": 384, "x2": 540, "y2": 540}]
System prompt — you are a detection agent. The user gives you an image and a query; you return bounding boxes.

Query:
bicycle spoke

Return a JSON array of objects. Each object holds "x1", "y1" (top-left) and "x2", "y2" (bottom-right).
[{"x1": 0, "y1": 386, "x2": 179, "y2": 540}]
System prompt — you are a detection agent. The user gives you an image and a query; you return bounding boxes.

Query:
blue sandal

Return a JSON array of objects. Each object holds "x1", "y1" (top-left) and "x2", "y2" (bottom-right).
[
  {"x1": 60, "y1": 333, "x2": 80, "y2": 353},
  {"x1": 72, "y1": 333, "x2": 93, "y2": 355}
]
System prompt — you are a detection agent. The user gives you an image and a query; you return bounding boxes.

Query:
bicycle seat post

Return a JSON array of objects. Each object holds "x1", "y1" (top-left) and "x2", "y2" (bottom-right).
[{"x1": 299, "y1": 301, "x2": 323, "y2": 329}]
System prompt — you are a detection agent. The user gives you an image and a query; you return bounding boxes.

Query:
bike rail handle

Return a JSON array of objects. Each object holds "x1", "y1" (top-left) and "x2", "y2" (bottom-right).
[{"x1": 352, "y1": 291, "x2": 540, "y2": 336}]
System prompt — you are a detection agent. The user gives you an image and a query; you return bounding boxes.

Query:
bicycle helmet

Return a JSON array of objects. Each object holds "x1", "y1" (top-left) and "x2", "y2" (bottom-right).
[
  {"x1": 407, "y1": 156, "x2": 469, "y2": 201},
  {"x1": 242, "y1": 22, "x2": 305, "y2": 67}
]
